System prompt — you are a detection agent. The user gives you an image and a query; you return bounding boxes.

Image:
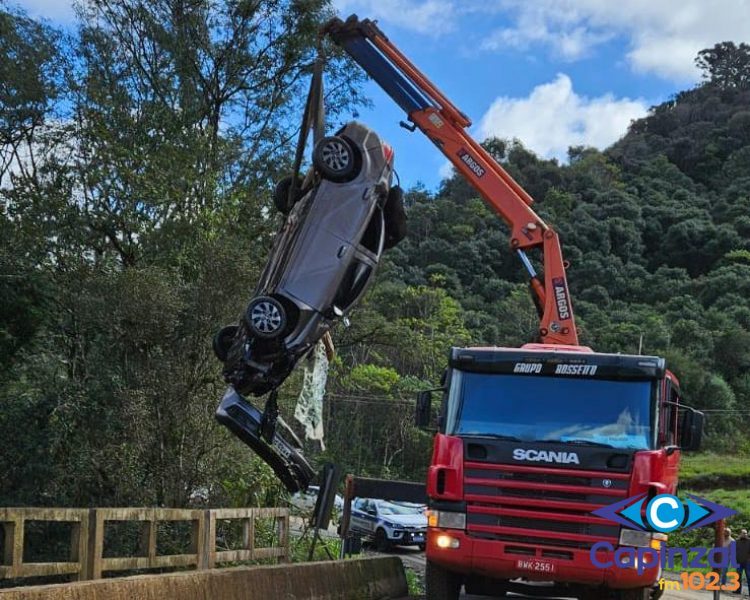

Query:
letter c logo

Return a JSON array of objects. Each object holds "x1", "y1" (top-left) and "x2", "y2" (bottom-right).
[{"x1": 646, "y1": 494, "x2": 685, "y2": 533}]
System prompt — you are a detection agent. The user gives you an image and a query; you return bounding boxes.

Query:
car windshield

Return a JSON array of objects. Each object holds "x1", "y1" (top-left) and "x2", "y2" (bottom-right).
[
  {"x1": 447, "y1": 371, "x2": 654, "y2": 450},
  {"x1": 378, "y1": 502, "x2": 423, "y2": 516}
]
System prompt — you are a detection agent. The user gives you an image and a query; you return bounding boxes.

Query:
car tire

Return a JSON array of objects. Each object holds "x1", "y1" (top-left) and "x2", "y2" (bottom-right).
[
  {"x1": 274, "y1": 174, "x2": 304, "y2": 214},
  {"x1": 426, "y1": 559, "x2": 462, "y2": 600},
  {"x1": 313, "y1": 136, "x2": 359, "y2": 182},
  {"x1": 418, "y1": 542, "x2": 426, "y2": 551},
  {"x1": 245, "y1": 296, "x2": 287, "y2": 339},
  {"x1": 374, "y1": 528, "x2": 392, "y2": 552},
  {"x1": 212, "y1": 325, "x2": 239, "y2": 362},
  {"x1": 383, "y1": 185, "x2": 407, "y2": 249}
]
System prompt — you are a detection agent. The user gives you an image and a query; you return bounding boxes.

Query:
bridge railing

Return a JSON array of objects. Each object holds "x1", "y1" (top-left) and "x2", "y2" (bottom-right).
[{"x1": 0, "y1": 507, "x2": 289, "y2": 585}]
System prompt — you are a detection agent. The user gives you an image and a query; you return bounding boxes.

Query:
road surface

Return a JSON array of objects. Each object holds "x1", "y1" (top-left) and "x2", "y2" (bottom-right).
[{"x1": 381, "y1": 547, "x2": 724, "y2": 599}]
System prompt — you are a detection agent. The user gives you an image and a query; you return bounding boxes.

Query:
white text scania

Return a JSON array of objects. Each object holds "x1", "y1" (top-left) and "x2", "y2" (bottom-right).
[{"x1": 513, "y1": 449, "x2": 580, "y2": 465}]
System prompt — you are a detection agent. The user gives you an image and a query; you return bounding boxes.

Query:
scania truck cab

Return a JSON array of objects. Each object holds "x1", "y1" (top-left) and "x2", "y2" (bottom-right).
[{"x1": 416, "y1": 345, "x2": 703, "y2": 600}]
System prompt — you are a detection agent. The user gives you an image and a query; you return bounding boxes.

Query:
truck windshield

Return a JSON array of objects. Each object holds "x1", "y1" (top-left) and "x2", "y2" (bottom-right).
[{"x1": 448, "y1": 372, "x2": 654, "y2": 450}]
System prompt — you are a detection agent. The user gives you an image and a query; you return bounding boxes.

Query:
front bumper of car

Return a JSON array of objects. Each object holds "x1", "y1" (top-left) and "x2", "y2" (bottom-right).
[
  {"x1": 215, "y1": 387, "x2": 315, "y2": 493},
  {"x1": 387, "y1": 527, "x2": 427, "y2": 545}
]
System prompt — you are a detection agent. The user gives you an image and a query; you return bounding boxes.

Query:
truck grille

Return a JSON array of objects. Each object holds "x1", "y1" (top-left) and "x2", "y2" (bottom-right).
[{"x1": 464, "y1": 461, "x2": 627, "y2": 550}]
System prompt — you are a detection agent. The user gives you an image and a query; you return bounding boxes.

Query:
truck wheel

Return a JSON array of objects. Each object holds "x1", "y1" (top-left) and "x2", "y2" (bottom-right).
[
  {"x1": 426, "y1": 560, "x2": 462, "y2": 600},
  {"x1": 617, "y1": 588, "x2": 650, "y2": 600},
  {"x1": 212, "y1": 325, "x2": 238, "y2": 362},
  {"x1": 245, "y1": 296, "x2": 287, "y2": 339},
  {"x1": 313, "y1": 136, "x2": 359, "y2": 182},
  {"x1": 374, "y1": 528, "x2": 392, "y2": 552}
]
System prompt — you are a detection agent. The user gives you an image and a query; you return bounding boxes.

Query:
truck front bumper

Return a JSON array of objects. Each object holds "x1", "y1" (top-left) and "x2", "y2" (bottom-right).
[{"x1": 426, "y1": 528, "x2": 660, "y2": 590}]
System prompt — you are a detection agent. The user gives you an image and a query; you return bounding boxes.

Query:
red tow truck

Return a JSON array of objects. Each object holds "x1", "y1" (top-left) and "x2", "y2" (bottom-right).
[{"x1": 324, "y1": 16, "x2": 705, "y2": 600}]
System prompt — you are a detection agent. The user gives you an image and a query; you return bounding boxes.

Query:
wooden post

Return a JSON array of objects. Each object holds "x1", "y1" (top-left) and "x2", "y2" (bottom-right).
[
  {"x1": 202, "y1": 509, "x2": 216, "y2": 570},
  {"x1": 69, "y1": 515, "x2": 90, "y2": 581},
  {"x1": 279, "y1": 512, "x2": 289, "y2": 563},
  {"x1": 12, "y1": 514, "x2": 24, "y2": 578},
  {"x1": 2, "y1": 520, "x2": 14, "y2": 569},
  {"x1": 87, "y1": 509, "x2": 104, "y2": 580},
  {"x1": 242, "y1": 513, "x2": 255, "y2": 561},
  {"x1": 139, "y1": 512, "x2": 157, "y2": 568}
]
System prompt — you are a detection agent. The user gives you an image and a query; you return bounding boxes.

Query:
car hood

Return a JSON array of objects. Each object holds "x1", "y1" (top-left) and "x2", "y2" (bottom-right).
[{"x1": 382, "y1": 514, "x2": 426, "y2": 528}]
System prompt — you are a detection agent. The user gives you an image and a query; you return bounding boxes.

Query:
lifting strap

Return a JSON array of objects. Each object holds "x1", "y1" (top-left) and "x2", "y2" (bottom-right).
[{"x1": 289, "y1": 53, "x2": 326, "y2": 202}]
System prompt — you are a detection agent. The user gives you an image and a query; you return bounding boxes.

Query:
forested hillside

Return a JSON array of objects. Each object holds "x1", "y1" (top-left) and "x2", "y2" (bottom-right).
[{"x1": 1, "y1": 1, "x2": 749, "y2": 508}]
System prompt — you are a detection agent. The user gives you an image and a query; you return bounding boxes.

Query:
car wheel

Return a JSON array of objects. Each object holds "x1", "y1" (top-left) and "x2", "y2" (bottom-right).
[
  {"x1": 418, "y1": 542, "x2": 426, "y2": 551},
  {"x1": 313, "y1": 136, "x2": 359, "y2": 182},
  {"x1": 374, "y1": 528, "x2": 392, "y2": 552},
  {"x1": 426, "y1": 560, "x2": 462, "y2": 600},
  {"x1": 245, "y1": 296, "x2": 287, "y2": 339},
  {"x1": 273, "y1": 174, "x2": 304, "y2": 214},
  {"x1": 212, "y1": 325, "x2": 239, "y2": 362},
  {"x1": 383, "y1": 185, "x2": 407, "y2": 250}
]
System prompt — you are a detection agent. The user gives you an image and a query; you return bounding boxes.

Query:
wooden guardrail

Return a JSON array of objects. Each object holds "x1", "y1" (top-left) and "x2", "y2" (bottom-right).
[{"x1": 0, "y1": 507, "x2": 289, "y2": 584}]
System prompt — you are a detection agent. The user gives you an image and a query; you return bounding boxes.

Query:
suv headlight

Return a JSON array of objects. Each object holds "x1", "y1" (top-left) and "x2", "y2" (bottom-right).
[{"x1": 427, "y1": 510, "x2": 466, "y2": 529}]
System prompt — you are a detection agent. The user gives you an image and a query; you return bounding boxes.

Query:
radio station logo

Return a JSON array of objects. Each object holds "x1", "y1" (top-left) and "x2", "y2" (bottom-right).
[{"x1": 593, "y1": 493, "x2": 735, "y2": 533}]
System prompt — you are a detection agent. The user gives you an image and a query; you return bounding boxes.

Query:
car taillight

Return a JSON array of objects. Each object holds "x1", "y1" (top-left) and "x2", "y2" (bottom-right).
[{"x1": 381, "y1": 142, "x2": 394, "y2": 164}]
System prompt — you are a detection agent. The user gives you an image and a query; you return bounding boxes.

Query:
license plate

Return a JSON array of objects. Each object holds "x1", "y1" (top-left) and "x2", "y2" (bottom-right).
[
  {"x1": 516, "y1": 559, "x2": 556, "y2": 574},
  {"x1": 413, "y1": 535, "x2": 425, "y2": 543}
]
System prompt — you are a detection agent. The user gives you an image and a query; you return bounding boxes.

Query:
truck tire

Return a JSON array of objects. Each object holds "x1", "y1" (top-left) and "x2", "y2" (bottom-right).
[
  {"x1": 617, "y1": 588, "x2": 650, "y2": 600},
  {"x1": 426, "y1": 560, "x2": 462, "y2": 600}
]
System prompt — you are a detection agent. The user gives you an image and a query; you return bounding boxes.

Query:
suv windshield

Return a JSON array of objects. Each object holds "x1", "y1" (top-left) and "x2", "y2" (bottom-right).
[{"x1": 447, "y1": 371, "x2": 655, "y2": 450}]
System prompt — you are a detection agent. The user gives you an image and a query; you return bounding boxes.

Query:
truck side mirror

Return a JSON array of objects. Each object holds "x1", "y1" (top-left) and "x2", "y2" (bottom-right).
[
  {"x1": 415, "y1": 391, "x2": 432, "y2": 429},
  {"x1": 680, "y1": 409, "x2": 704, "y2": 452}
]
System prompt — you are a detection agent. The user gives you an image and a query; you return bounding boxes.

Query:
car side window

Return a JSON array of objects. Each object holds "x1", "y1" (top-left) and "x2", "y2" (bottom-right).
[{"x1": 334, "y1": 261, "x2": 373, "y2": 311}]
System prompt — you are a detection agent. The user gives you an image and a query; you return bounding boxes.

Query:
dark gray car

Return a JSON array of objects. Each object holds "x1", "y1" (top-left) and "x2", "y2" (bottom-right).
[{"x1": 214, "y1": 121, "x2": 406, "y2": 397}]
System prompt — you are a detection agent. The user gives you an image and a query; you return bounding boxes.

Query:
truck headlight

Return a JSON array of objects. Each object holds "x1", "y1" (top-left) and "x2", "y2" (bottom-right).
[
  {"x1": 428, "y1": 510, "x2": 466, "y2": 529},
  {"x1": 619, "y1": 529, "x2": 667, "y2": 548}
]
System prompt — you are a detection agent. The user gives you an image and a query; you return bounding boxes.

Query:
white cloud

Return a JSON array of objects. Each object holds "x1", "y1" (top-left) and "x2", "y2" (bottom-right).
[
  {"x1": 332, "y1": 0, "x2": 456, "y2": 35},
  {"x1": 438, "y1": 160, "x2": 454, "y2": 180},
  {"x1": 10, "y1": 0, "x2": 75, "y2": 23},
  {"x1": 477, "y1": 74, "x2": 648, "y2": 162},
  {"x1": 481, "y1": 0, "x2": 750, "y2": 81}
]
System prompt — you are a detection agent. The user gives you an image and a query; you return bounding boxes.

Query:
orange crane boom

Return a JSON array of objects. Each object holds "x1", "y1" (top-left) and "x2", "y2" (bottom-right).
[{"x1": 323, "y1": 16, "x2": 578, "y2": 345}]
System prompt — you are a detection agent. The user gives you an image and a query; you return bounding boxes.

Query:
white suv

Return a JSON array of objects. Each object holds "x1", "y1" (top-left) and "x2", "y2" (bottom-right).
[{"x1": 350, "y1": 498, "x2": 427, "y2": 551}]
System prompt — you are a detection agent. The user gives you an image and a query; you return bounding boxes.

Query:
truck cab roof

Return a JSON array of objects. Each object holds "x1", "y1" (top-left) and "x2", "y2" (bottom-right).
[{"x1": 450, "y1": 346, "x2": 666, "y2": 381}]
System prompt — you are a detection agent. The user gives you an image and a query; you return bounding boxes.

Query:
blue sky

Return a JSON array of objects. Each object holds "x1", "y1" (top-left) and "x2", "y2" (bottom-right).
[{"x1": 12, "y1": 0, "x2": 750, "y2": 189}]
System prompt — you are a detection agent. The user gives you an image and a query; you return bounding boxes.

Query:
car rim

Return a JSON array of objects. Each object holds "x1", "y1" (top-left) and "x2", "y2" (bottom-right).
[
  {"x1": 321, "y1": 140, "x2": 350, "y2": 172},
  {"x1": 250, "y1": 301, "x2": 283, "y2": 334}
]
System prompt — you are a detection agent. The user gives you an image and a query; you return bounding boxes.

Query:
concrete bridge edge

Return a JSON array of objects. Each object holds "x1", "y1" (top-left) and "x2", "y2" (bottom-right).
[{"x1": 0, "y1": 556, "x2": 408, "y2": 600}]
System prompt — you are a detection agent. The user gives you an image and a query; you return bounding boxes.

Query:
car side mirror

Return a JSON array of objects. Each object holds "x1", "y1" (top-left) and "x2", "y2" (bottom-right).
[
  {"x1": 415, "y1": 391, "x2": 432, "y2": 429},
  {"x1": 366, "y1": 508, "x2": 376, "y2": 516},
  {"x1": 680, "y1": 409, "x2": 704, "y2": 452}
]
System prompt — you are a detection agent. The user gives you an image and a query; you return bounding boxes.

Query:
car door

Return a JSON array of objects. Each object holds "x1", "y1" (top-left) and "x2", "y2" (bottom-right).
[{"x1": 350, "y1": 499, "x2": 369, "y2": 534}]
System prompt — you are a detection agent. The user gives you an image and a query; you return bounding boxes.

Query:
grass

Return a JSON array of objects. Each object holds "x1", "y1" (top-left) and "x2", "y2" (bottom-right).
[
  {"x1": 679, "y1": 453, "x2": 750, "y2": 488},
  {"x1": 661, "y1": 455, "x2": 750, "y2": 573},
  {"x1": 404, "y1": 566, "x2": 424, "y2": 596}
]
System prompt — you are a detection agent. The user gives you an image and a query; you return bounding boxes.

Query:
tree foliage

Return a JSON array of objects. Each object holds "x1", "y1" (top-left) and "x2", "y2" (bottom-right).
[{"x1": 1, "y1": 3, "x2": 749, "y2": 511}]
